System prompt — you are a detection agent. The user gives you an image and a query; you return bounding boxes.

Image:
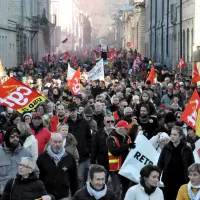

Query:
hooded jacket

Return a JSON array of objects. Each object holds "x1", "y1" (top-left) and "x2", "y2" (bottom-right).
[{"x1": 0, "y1": 143, "x2": 32, "y2": 194}]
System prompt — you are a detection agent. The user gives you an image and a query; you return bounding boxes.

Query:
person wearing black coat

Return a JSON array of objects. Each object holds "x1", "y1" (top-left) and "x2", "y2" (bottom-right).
[
  {"x1": 90, "y1": 114, "x2": 115, "y2": 177},
  {"x1": 37, "y1": 133, "x2": 78, "y2": 200},
  {"x1": 72, "y1": 165, "x2": 115, "y2": 200},
  {"x1": 1, "y1": 157, "x2": 54, "y2": 200},
  {"x1": 157, "y1": 126, "x2": 195, "y2": 200}
]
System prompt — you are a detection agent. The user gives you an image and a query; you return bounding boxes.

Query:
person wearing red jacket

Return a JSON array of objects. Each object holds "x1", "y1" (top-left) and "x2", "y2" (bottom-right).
[
  {"x1": 49, "y1": 104, "x2": 67, "y2": 132},
  {"x1": 31, "y1": 113, "x2": 51, "y2": 154}
]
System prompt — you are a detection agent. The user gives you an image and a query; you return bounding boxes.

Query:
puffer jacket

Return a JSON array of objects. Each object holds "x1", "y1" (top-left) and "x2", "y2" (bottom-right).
[
  {"x1": 1, "y1": 173, "x2": 55, "y2": 200},
  {"x1": 72, "y1": 186, "x2": 115, "y2": 200},
  {"x1": 158, "y1": 141, "x2": 194, "y2": 184},
  {"x1": 0, "y1": 143, "x2": 32, "y2": 194}
]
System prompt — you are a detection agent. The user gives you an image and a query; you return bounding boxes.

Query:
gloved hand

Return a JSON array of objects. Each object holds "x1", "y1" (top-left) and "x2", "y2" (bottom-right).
[{"x1": 129, "y1": 143, "x2": 136, "y2": 149}]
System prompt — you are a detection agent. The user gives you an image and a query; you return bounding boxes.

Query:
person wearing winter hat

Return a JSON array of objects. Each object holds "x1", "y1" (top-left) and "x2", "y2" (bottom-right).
[
  {"x1": 0, "y1": 126, "x2": 33, "y2": 195},
  {"x1": 83, "y1": 106, "x2": 98, "y2": 135},
  {"x1": 154, "y1": 112, "x2": 176, "y2": 136},
  {"x1": 161, "y1": 87, "x2": 174, "y2": 107},
  {"x1": 23, "y1": 113, "x2": 32, "y2": 124},
  {"x1": 150, "y1": 132, "x2": 170, "y2": 153}
]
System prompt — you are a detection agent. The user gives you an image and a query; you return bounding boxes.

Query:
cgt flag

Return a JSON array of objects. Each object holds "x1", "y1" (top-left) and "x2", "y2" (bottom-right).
[
  {"x1": 181, "y1": 89, "x2": 200, "y2": 130},
  {"x1": 177, "y1": 58, "x2": 187, "y2": 69},
  {"x1": 0, "y1": 77, "x2": 46, "y2": 113},
  {"x1": 192, "y1": 62, "x2": 200, "y2": 84},
  {"x1": 70, "y1": 67, "x2": 80, "y2": 95}
]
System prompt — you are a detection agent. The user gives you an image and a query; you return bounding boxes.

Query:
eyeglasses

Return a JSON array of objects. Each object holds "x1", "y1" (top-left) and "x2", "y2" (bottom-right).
[
  {"x1": 106, "y1": 120, "x2": 114, "y2": 123},
  {"x1": 10, "y1": 135, "x2": 20, "y2": 139},
  {"x1": 96, "y1": 100, "x2": 102, "y2": 102},
  {"x1": 123, "y1": 105, "x2": 128, "y2": 107},
  {"x1": 86, "y1": 115, "x2": 92, "y2": 118},
  {"x1": 18, "y1": 163, "x2": 32, "y2": 169},
  {"x1": 177, "y1": 116, "x2": 181, "y2": 118}
]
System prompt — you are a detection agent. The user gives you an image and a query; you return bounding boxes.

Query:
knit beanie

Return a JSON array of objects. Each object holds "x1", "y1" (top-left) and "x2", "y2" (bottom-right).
[
  {"x1": 164, "y1": 112, "x2": 176, "y2": 124},
  {"x1": 23, "y1": 113, "x2": 32, "y2": 120},
  {"x1": 84, "y1": 106, "x2": 93, "y2": 115}
]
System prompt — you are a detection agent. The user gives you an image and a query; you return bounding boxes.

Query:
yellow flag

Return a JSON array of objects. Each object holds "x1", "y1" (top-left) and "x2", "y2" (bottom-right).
[
  {"x1": 196, "y1": 109, "x2": 200, "y2": 137},
  {"x1": 0, "y1": 60, "x2": 5, "y2": 76}
]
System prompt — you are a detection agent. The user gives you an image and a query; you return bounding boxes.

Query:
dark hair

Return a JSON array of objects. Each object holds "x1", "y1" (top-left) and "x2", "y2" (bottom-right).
[
  {"x1": 140, "y1": 165, "x2": 161, "y2": 181},
  {"x1": 140, "y1": 104, "x2": 150, "y2": 113},
  {"x1": 9, "y1": 113, "x2": 21, "y2": 125},
  {"x1": 88, "y1": 164, "x2": 107, "y2": 180}
]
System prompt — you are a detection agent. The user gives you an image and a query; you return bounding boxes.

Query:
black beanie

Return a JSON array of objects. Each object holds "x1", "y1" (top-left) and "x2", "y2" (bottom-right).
[
  {"x1": 164, "y1": 112, "x2": 176, "y2": 124},
  {"x1": 4, "y1": 126, "x2": 20, "y2": 148},
  {"x1": 84, "y1": 106, "x2": 93, "y2": 115}
]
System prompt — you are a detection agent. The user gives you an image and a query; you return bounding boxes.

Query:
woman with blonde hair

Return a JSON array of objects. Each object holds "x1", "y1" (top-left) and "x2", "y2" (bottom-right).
[
  {"x1": 177, "y1": 163, "x2": 200, "y2": 200},
  {"x1": 17, "y1": 122, "x2": 38, "y2": 161}
]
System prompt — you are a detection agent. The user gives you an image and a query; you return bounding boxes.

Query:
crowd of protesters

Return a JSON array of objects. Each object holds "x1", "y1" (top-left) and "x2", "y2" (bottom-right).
[{"x1": 0, "y1": 48, "x2": 199, "y2": 200}]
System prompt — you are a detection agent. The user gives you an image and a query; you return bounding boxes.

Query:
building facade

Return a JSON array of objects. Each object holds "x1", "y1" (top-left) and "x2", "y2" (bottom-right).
[
  {"x1": 145, "y1": 0, "x2": 195, "y2": 72},
  {"x1": 0, "y1": 0, "x2": 52, "y2": 68}
]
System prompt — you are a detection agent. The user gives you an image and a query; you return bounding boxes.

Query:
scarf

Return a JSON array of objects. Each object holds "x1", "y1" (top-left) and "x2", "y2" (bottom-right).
[
  {"x1": 140, "y1": 179, "x2": 156, "y2": 196},
  {"x1": 47, "y1": 145, "x2": 65, "y2": 165},
  {"x1": 188, "y1": 181, "x2": 200, "y2": 200},
  {"x1": 139, "y1": 115, "x2": 150, "y2": 124},
  {"x1": 86, "y1": 181, "x2": 107, "y2": 200}
]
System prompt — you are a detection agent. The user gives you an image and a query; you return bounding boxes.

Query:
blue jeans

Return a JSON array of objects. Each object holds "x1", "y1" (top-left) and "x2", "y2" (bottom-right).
[{"x1": 77, "y1": 158, "x2": 90, "y2": 189}]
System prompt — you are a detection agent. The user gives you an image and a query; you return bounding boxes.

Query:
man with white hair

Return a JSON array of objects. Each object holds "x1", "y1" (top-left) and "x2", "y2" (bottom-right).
[
  {"x1": 37, "y1": 133, "x2": 78, "y2": 200},
  {"x1": 122, "y1": 107, "x2": 133, "y2": 124},
  {"x1": 1, "y1": 157, "x2": 54, "y2": 200}
]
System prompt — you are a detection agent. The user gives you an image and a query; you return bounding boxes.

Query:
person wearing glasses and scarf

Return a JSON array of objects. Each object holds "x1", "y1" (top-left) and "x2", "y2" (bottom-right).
[
  {"x1": 0, "y1": 126, "x2": 34, "y2": 196},
  {"x1": 1, "y1": 157, "x2": 54, "y2": 200},
  {"x1": 177, "y1": 163, "x2": 200, "y2": 200}
]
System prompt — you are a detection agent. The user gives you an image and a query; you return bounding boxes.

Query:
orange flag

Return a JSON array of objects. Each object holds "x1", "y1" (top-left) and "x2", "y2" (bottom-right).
[
  {"x1": 181, "y1": 89, "x2": 200, "y2": 130},
  {"x1": 70, "y1": 67, "x2": 80, "y2": 95},
  {"x1": 191, "y1": 62, "x2": 200, "y2": 84},
  {"x1": 146, "y1": 67, "x2": 156, "y2": 84}
]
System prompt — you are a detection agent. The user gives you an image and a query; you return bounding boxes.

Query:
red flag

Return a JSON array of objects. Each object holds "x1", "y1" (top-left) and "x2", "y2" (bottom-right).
[
  {"x1": 62, "y1": 35, "x2": 70, "y2": 43},
  {"x1": 146, "y1": 67, "x2": 156, "y2": 84},
  {"x1": 62, "y1": 52, "x2": 70, "y2": 62},
  {"x1": 107, "y1": 48, "x2": 115, "y2": 62},
  {"x1": 70, "y1": 67, "x2": 80, "y2": 95},
  {"x1": 83, "y1": 50, "x2": 88, "y2": 57},
  {"x1": 24, "y1": 56, "x2": 29, "y2": 68},
  {"x1": 192, "y1": 62, "x2": 200, "y2": 84},
  {"x1": 181, "y1": 89, "x2": 200, "y2": 130},
  {"x1": 0, "y1": 77, "x2": 46, "y2": 113},
  {"x1": 42, "y1": 56, "x2": 48, "y2": 61},
  {"x1": 93, "y1": 45, "x2": 101, "y2": 54},
  {"x1": 177, "y1": 58, "x2": 187, "y2": 69},
  {"x1": 49, "y1": 54, "x2": 57, "y2": 63},
  {"x1": 71, "y1": 56, "x2": 78, "y2": 67}
]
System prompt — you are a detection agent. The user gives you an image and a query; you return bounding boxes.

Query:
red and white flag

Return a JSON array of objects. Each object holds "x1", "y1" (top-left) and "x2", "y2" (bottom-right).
[
  {"x1": 70, "y1": 67, "x2": 80, "y2": 95},
  {"x1": 132, "y1": 55, "x2": 142, "y2": 71},
  {"x1": 71, "y1": 56, "x2": 78, "y2": 67},
  {"x1": 24, "y1": 56, "x2": 29, "y2": 68},
  {"x1": 93, "y1": 45, "x2": 101, "y2": 54},
  {"x1": 62, "y1": 35, "x2": 70, "y2": 43},
  {"x1": 83, "y1": 50, "x2": 88, "y2": 57},
  {"x1": 49, "y1": 54, "x2": 57, "y2": 63},
  {"x1": 181, "y1": 89, "x2": 200, "y2": 130},
  {"x1": 192, "y1": 62, "x2": 200, "y2": 84},
  {"x1": 177, "y1": 58, "x2": 187, "y2": 69},
  {"x1": 62, "y1": 52, "x2": 70, "y2": 62},
  {"x1": 107, "y1": 48, "x2": 115, "y2": 62}
]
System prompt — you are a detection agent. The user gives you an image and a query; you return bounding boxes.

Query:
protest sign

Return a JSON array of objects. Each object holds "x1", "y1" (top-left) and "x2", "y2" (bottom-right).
[
  {"x1": 0, "y1": 77, "x2": 46, "y2": 113},
  {"x1": 88, "y1": 59, "x2": 104, "y2": 80},
  {"x1": 119, "y1": 134, "x2": 160, "y2": 183}
]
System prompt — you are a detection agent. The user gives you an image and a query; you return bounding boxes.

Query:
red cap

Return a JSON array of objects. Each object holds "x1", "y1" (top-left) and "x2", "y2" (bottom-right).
[
  {"x1": 32, "y1": 113, "x2": 42, "y2": 119},
  {"x1": 168, "y1": 88, "x2": 173, "y2": 93},
  {"x1": 115, "y1": 120, "x2": 132, "y2": 129}
]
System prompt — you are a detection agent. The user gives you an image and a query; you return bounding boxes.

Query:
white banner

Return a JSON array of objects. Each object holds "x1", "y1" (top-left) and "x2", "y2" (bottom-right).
[
  {"x1": 119, "y1": 134, "x2": 160, "y2": 183},
  {"x1": 67, "y1": 63, "x2": 76, "y2": 80},
  {"x1": 193, "y1": 140, "x2": 200, "y2": 163},
  {"x1": 88, "y1": 59, "x2": 104, "y2": 80}
]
